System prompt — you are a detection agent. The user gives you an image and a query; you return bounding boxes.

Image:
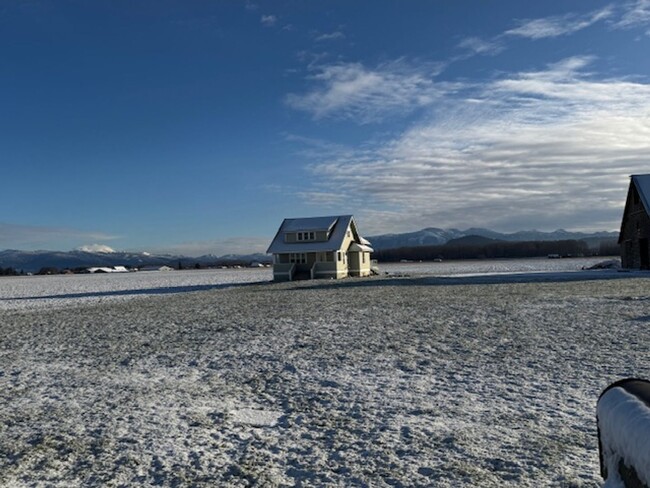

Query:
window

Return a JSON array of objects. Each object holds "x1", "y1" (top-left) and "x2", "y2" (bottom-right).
[
  {"x1": 362, "y1": 253, "x2": 366, "y2": 263},
  {"x1": 289, "y1": 253, "x2": 306, "y2": 264},
  {"x1": 337, "y1": 251, "x2": 342, "y2": 262},
  {"x1": 296, "y1": 231, "x2": 315, "y2": 242}
]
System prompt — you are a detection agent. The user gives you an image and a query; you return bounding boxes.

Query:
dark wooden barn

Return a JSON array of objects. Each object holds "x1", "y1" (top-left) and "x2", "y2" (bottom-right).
[{"x1": 619, "y1": 174, "x2": 650, "y2": 269}]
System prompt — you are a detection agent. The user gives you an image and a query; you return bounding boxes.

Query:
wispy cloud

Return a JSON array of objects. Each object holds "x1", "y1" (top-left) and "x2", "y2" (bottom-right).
[
  {"x1": 0, "y1": 222, "x2": 119, "y2": 251},
  {"x1": 615, "y1": 0, "x2": 650, "y2": 28},
  {"x1": 260, "y1": 14, "x2": 277, "y2": 27},
  {"x1": 457, "y1": 37, "x2": 503, "y2": 56},
  {"x1": 315, "y1": 31, "x2": 346, "y2": 42},
  {"x1": 301, "y1": 57, "x2": 650, "y2": 233},
  {"x1": 286, "y1": 60, "x2": 449, "y2": 123},
  {"x1": 506, "y1": 6, "x2": 613, "y2": 39}
]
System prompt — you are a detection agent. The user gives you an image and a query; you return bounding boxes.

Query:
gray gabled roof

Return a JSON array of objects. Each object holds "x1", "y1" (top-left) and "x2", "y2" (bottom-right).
[
  {"x1": 267, "y1": 215, "x2": 357, "y2": 254},
  {"x1": 632, "y1": 174, "x2": 650, "y2": 215},
  {"x1": 282, "y1": 216, "x2": 338, "y2": 232},
  {"x1": 619, "y1": 175, "x2": 650, "y2": 243}
]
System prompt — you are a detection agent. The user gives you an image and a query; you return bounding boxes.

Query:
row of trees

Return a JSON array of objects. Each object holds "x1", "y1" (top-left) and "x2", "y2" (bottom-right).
[
  {"x1": 372, "y1": 239, "x2": 610, "y2": 262},
  {"x1": 0, "y1": 267, "x2": 21, "y2": 276}
]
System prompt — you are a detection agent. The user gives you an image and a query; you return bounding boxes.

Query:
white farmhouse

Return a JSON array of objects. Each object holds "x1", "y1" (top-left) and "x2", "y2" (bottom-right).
[{"x1": 267, "y1": 215, "x2": 373, "y2": 281}]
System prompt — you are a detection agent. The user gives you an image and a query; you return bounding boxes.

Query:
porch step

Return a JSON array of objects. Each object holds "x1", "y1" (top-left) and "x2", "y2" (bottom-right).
[{"x1": 292, "y1": 271, "x2": 311, "y2": 281}]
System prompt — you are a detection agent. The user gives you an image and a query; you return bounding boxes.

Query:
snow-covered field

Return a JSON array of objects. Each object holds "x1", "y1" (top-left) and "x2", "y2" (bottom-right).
[
  {"x1": 1, "y1": 263, "x2": 649, "y2": 486},
  {"x1": 0, "y1": 269, "x2": 271, "y2": 311}
]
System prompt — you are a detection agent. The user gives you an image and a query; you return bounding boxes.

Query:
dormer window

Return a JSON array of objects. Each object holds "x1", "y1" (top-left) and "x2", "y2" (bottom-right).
[{"x1": 297, "y1": 231, "x2": 315, "y2": 241}]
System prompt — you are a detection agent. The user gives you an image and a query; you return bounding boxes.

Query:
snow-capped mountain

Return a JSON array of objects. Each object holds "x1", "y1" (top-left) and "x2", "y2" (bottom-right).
[
  {"x1": 0, "y1": 250, "x2": 271, "y2": 273},
  {"x1": 0, "y1": 227, "x2": 618, "y2": 272},
  {"x1": 367, "y1": 227, "x2": 618, "y2": 251},
  {"x1": 76, "y1": 244, "x2": 116, "y2": 253},
  {"x1": 366, "y1": 228, "x2": 467, "y2": 249}
]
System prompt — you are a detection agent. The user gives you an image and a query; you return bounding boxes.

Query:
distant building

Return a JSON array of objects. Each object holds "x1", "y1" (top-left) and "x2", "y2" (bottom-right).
[
  {"x1": 619, "y1": 174, "x2": 650, "y2": 269},
  {"x1": 138, "y1": 265, "x2": 174, "y2": 272},
  {"x1": 87, "y1": 266, "x2": 129, "y2": 273},
  {"x1": 267, "y1": 215, "x2": 374, "y2": 281}
]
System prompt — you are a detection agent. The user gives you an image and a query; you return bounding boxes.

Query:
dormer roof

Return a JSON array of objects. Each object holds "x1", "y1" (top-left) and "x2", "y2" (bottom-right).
[{"x1": 281, "y1": 216, "x2": 338, "y2": 233}]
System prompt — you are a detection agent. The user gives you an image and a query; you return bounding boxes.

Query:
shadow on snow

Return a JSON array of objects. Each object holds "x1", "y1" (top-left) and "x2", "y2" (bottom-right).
[
  {"x1": 289, "y1": 269, "x2": 642, "y2": 290},
  {"x1": 2, "y1": 281, "x2": 270, "y2": 301},
  {"x1": 3, "y1": 270, "x2": 645, "y2": 301}
]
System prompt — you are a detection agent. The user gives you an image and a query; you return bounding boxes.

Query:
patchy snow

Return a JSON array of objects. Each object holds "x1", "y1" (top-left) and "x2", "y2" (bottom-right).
[
  {"x1": 598, "y1": 386, "x2": 650, "y2": 487},
  {"x1": 76, "y1": 244, "x2": 116, "y2": 253},
  {"x1": 230, "y1": 408, "x2": 285, "y2": 427},
  {"x1": 1, "y1": 263, "x2": 650, "y2": 486}
]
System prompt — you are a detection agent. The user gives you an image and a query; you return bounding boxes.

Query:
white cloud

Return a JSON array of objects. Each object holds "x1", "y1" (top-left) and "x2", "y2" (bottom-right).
[
  {"x1": 615, "y1": 0, "x2": 650, "y2": 28},
  {"x1": 260, "y1": 14, "x2": 277, "y2": 27},
  {"x1": 286, "y1": 60, "x2": 449, "y2": 123},
  {"x1": 506, "y1": 6, "x2": 613, "y2": 39},
  {"x1": 315, "y1": 31, "x2": 346, "y2": 42},
  {"x1": 457, "y1": 37, "x2": 503, "y2": 56},
  {"x1": 302, "y1": 57, "x2": 650, "y2": 233}
]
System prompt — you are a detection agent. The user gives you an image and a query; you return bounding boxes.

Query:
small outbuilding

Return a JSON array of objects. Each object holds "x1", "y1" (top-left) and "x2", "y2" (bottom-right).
[
  {"x1": 267, "y1": 215, "x2": 373, "y2": 281},
  {"x1": 87, "y1": 266, "x2": 129, "y2": 273},
  {"x1": 619, "y1": 174, "x2": 650, "y2": 269}
]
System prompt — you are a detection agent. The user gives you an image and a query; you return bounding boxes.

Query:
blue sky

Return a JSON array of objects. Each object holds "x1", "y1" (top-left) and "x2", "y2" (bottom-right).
[{"x1": 2, "y1": 1, "x2": 650, "y2": 255}]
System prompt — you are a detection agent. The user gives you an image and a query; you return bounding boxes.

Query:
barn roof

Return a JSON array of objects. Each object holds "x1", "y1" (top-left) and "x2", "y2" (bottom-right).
[
  {"x1": 266, "y1": 215, "x2": 372, "y2": 254},
  {"x1": 632, "y1": 174, "x2": 650, "y2": 215},
  {"x1": 618, "y1": 175, "x2": 650, "y2": 244}
]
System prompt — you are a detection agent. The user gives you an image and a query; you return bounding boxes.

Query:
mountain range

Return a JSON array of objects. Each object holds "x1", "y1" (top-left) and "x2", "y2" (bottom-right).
[
  {"x1": 0, "y1": 227, "x2": 619, "y2": 273},
  {"x1": 0, "y1": 249, "x2": 271, "y2": 274},
  {"x1": 367, "y1": 227, "x2": 619, "y2": 251}
]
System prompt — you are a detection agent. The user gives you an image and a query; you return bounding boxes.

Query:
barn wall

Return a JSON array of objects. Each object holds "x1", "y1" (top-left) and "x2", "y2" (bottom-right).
[{"x1": 620, "y1": 183, "x2": 650, "y2": 269}]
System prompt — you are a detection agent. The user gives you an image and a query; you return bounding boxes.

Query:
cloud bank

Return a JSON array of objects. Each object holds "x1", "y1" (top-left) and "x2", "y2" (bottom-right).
[{"x1": 298, "y1": 57, "x2": 650, "y2": 234}]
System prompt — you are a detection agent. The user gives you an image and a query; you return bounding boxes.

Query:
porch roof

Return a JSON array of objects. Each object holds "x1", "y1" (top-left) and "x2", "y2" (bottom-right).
[{"x1": 349, "y1": 242, "x2": 374, "y2": 253}]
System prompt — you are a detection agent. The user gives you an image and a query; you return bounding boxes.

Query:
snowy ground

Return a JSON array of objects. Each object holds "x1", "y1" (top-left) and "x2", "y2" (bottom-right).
[
  {"x1": 1, "y1": 265, "x2": 649, "y2": 486},
  {"x1": 0, "y1": 269, "x2": 271, "y2": 311}
]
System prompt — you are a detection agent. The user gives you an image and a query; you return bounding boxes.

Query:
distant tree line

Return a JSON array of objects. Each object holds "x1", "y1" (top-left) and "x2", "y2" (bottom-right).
[
  {"x1": 372, "y1": 239, "x2": 618, "y2": 262},
  {"x1": 598, "y1": 239, "x2": 621, "y2": 257},
  {"x1": 0, "y1": 267, "x2": 20, "y2": 276}
]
